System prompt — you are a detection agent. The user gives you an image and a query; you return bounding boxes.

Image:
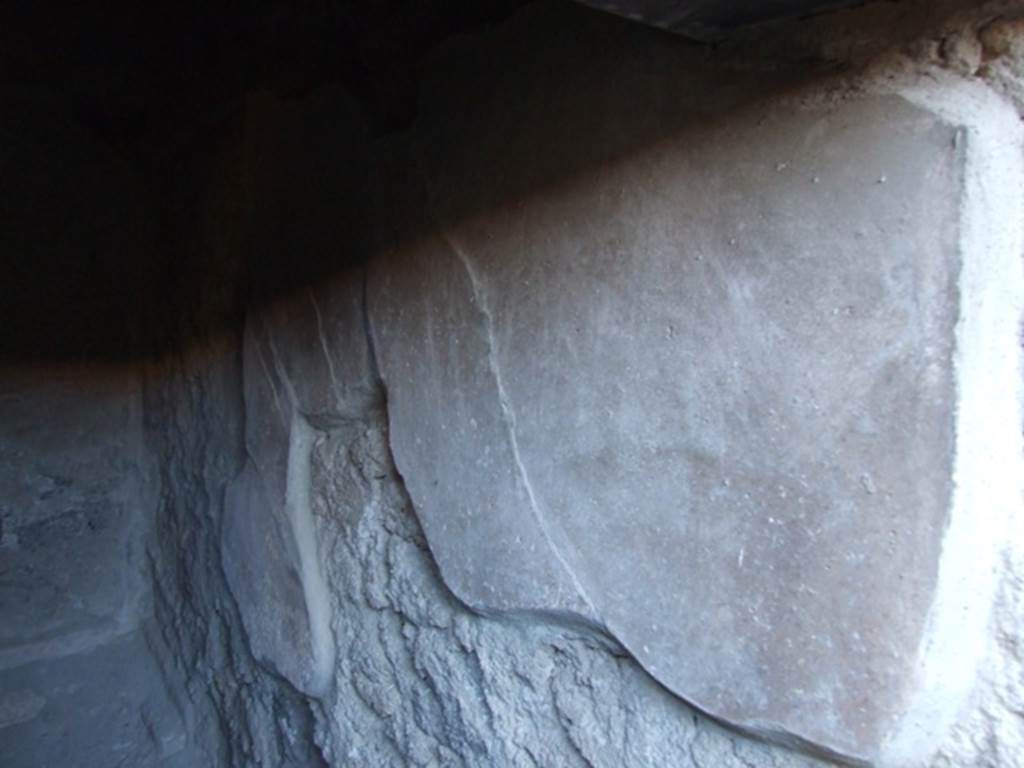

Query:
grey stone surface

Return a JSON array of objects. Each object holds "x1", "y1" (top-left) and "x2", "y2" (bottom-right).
[
  {"x1": 370, "y1": 87, "x2": 979, "y2": 761},
  {"x1": 366, "y1": 232, "x2": 594, "y2": 622}
]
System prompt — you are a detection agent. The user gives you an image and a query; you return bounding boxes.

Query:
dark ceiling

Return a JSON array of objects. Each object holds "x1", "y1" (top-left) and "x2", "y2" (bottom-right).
[
  {"x1": 0, "y1": 0, "x2": 864, "y2": 139},
  {"x1": 0, "y1": 0, "x2": 869, "y2": 365}
]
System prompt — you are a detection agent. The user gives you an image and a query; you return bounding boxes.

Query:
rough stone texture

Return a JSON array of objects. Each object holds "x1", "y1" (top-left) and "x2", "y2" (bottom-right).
[
  {"x1": 932, "y1": 544, "x2": 1024, "y2": 768},
  {"x1": 145, "y1": 336, "x2": 330, "y2": 768},
  {"x1": 132, "y1": 107, "x2": 343, "y2": 767},
  {"x1": 308, "y1": 416, "x2": 831, "y2": 768}
]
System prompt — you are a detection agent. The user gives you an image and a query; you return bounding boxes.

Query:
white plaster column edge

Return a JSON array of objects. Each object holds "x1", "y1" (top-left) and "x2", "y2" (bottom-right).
[{"x1": 870, "y1": 64, "x2": 1024, "y2": 767}]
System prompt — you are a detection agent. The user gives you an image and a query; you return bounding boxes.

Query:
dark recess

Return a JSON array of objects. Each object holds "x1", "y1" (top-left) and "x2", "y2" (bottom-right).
[{"x1": 0, "y1": 0, "x2": 862, "y2": 364}]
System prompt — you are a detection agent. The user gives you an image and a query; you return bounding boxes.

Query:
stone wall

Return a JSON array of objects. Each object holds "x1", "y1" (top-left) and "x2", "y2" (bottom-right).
[
  {"x1": 146, "y1": 3, "x2": 1024, "y2": 767},
  {"x1": 4, "y1": 2, "x2": 1024, "y2": 767}
]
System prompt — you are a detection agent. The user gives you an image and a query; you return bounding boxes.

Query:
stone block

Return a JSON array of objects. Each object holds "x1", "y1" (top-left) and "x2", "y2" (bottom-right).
[{"x1": 369, "y1": 85, "x2": 1022, "y2": 764}]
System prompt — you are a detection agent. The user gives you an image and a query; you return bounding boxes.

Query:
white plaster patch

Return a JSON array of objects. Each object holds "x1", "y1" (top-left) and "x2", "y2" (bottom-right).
[
  {"x1": 285, "y1": 414, "x2": 336, "y2": 696},
  {"x1": 868, "y1": 65, "x2": 1024, "y2": 767}
]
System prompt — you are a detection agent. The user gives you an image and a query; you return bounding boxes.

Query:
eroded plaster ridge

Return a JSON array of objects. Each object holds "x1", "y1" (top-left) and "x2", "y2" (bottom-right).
[
  {"x1": 442, "y1": 229, "x2": 598, "y2": 621},
  {"x1": 284, "y1": 414, "x2": 336, "y2": 696},
  {"x1": 264, "y1": 321, "x2": 336, "y2": 696}
]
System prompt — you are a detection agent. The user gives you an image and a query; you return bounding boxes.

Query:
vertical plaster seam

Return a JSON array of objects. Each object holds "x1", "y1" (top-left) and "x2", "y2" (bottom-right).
[{"x1": 264, "y1": 322, "x2": 336, "y2": 696}]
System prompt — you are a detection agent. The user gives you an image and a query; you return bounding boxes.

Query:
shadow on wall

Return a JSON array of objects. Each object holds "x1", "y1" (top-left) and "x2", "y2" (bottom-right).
[
  {"x1": 0, "y1": 0, "x2": 981, "y2": 366},
  {"x1": 0, "y1": 2, "x2": 806, "y2": 368}
]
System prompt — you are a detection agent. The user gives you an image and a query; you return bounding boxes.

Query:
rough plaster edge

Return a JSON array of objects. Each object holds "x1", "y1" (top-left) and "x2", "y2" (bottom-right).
[
  {"x1": 286, "y1": 413, "x2": 336, "y2": 697},
  {"x1": 862, "y1": 65, "x2": 1024, "y2": 766}
]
